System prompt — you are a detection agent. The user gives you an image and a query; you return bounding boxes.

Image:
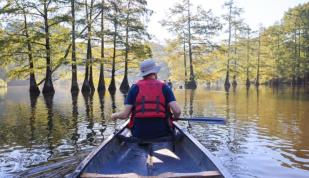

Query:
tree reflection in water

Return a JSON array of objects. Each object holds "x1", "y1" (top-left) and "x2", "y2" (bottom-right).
[
  {"x1": 43, "y1": 92, "x2": 55, "y2": 160},
  {"x1": 1, "y1": 86, "x2": 309, "y2": 178},
  {"x1": 188, "y1": 89, "x2": 196, "y2": 130},
  {"x1": 189, "y1": 89, "x2": 195, "y2": 117},
  {"x1": 71, "y1": 91, "x2": 79, "y2": 151},
  {"x1": 29, "y1": 92, "x2": 39, "y2": 149},
  {"x1": 183, "y1": 89, "x2": 188, "y2": 117},
  {"x1": 256, "y1": 87, "x2": 260, "y2": 117},
  {"x1": 109, "y1": 91, "x2": 117, "y2": 131},
  {"x1": 82, "y1": 91, "x2": 96, "y2": 145},
  {"x1": 98, "y1": 91, "x2": 107, "y2": 137}
]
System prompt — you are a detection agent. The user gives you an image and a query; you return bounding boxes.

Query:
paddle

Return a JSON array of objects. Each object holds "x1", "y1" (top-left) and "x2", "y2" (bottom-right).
[{"x1": 176, "y1": 117, "x2": 226, "y2": 124}]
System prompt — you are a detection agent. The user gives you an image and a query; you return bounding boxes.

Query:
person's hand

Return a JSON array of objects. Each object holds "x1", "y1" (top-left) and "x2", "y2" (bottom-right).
[{"x1": 111, "y1": 113, "x2": 118, "y2": 120}]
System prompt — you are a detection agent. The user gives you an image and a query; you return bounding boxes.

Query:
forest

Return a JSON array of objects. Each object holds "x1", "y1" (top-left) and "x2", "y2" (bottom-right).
[{"x1": 0, "y1": 0, "x2": 308, "y2": 94}]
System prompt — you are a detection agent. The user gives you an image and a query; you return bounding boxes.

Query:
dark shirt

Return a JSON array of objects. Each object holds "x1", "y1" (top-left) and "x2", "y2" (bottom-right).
[
  {"x1": 125, "y1": 81, "x2": 176, "y2": 139},
  {"x1": 167, "y1": 81, "x2": 173, "y2": 89}
]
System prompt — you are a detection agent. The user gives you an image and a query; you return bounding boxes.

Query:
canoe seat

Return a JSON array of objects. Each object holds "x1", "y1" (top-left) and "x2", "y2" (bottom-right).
[
  {"x1": 81, "y1": 171, "x2": 221, "y2": 178},
  {"x1": 116, "y1": 133, "x2": 184, "y2": 144},
  {"x1": 117, "y1": 134, "x2": 174, "y2": 143}
]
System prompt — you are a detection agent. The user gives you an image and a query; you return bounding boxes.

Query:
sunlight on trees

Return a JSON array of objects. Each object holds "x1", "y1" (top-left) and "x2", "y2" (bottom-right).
[{"x1": 0, "y1": 0, "x2": 308, "y2": 93}]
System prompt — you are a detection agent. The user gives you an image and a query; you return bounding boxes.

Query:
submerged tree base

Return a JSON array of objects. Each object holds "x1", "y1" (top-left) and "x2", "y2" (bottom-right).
[
  {"x1": 185, "y1": 79, "x2": 197, "y2": 89},
  {"x1": 232, "y1": 80, "x2": 237, "y2": 88},
  {"x1": 97, "y1": 79, "x2": 106, "y2": 93},
  {"x1": 108, "y1": 78, "x2": 116, "y2": 94},
  {"x1": 120, "y1": 76, "x2": 130, "y2": 93},
  {"x1": 246, "y1": 78, "x2": 251, "y2": 88},
  {"x1": 71, "y1": 82, "x2": 79, "y2": 93},
  {"x1": 82, "y1": 79, "x2": 91, "y2": 93},
  {"x1": 42, "y1": 79, "x2": 55, "y2": 94},
  {"x1": 29, "y1": 85, "x2": 40, "y2": 94},
  {"x1": 224, "y1": 81, "x2": 230, "y2": 92},
  {"x1": 29, "y1": 77, "x2": 40, "y2": 94}
]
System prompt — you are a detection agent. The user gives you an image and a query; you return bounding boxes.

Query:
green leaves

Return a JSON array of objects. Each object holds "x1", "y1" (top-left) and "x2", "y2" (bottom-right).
[{"x1": 161, "y1": 1, "x2": 309, "y2": 85}]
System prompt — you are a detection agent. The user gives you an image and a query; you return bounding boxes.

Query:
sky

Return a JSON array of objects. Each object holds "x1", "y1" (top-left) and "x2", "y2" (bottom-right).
[{"x1": 146, "y1": 0, "x2": 308, "y2": 44}]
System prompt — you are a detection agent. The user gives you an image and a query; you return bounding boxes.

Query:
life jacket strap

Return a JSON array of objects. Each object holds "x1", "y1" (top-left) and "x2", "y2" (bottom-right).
[
  {"x1": 141, "y1": 96, "x2": 145, "y2": 113},
  {"x1": 156, "y1": 96, "x2": 160, "y2": 113},
  {"x1": 134, "y1": 109, "x2": 166, "y2": 114}
]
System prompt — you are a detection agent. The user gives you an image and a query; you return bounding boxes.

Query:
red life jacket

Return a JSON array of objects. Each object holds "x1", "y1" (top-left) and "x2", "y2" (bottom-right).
[{"x1": 128, "y1": 79, "x2": 167, "y2": 128}]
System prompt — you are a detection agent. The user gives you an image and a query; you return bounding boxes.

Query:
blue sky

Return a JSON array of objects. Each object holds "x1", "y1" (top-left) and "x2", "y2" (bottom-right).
[{"x1": 147, "y1": 0, "x2": 308, "y2": 43}]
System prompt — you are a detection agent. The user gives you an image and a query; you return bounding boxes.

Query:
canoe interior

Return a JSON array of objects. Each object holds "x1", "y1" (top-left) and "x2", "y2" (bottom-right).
[{"x1": 79, "y1": 125, "x2": 226, "y2": 178}]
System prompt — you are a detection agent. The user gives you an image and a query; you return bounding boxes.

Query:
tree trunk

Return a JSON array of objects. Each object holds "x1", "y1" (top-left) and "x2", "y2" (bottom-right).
[
  {"x1": 82, "y1": 0, "x2": 93, "y2": 93},
  {"x1": 89, "y1": 0, "x2": 95, "y2": 91},
  {"x1": 82, "y1": 39, "x2": 91, "y2": 93},
  {"x1": 24, "y1": 13, "x2": 40, "y2": 94},
  {"x1": 119, "y1": 30, "x2": 130, "y2": 92},
  {"x1": 255, "y1": 34, "x2": 261, "y2": 87},
  {"x1": 224, "y1": 4, "x2": 232, "y2": 91},
  {"x1": 232, "y1": 27, "x2": 237, "y2": 88},
  {"x1": 274, "y1": 32, "x2": 280, "y2": 87},
  {"x1": 245, "y1": 28, "x2": 250, "y2": 88},
  {"x1": 89, "y1": 58, "x2": 95, "y2": 91},
  {"x1": 186, "y1": 0, "x2": 196, "y2": 89},
  {"x1": 120, "y1": 2, "x2": 131, "y2": 93},
  {"x1": 108, "y1": 7, "x2": 118, "y2": 93},
  {"x1": 97, "y1": 0, "x2": 105, "y2": 92},
  {"x1": 183, "y1": 35, "x2": 187, "y2": 81},
  {"x1": 291, "y1": 29, "x2": 297, "y2": 86},
  {"x1": 296, "y1": 28, "x2": 302, "y2": 85},
  {"x1": 71, "y1": 0, "x2": 79, "y2": 93},
  {"x1": 42, "y1": 2, "x2": 55, "y2": 94},
  {"x1": 37, "y1": 7, "x2": 103, "y2": 86}
]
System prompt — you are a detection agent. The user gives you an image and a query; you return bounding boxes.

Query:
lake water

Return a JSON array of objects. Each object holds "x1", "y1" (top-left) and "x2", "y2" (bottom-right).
[{"x1": 0, "y1": 84, "x2": 308, "y2": 178}]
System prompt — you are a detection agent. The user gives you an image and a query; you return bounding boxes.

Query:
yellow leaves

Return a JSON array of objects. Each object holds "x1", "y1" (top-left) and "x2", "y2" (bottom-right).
[{"x1": 0, "y1": 79, "x2": 7, "y2": 88}]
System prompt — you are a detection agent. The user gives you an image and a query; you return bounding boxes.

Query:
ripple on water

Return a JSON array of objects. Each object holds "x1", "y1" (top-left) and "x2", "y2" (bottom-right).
[
  {"x1": 0, "y1": 86, "x2": 309, "y2": 177},
  {"x1": 187, "y1": 116, "x2": 309, "y2": 178},
  {"x1": 0, "y1": 146, "x2": 50, "y2": 177}
]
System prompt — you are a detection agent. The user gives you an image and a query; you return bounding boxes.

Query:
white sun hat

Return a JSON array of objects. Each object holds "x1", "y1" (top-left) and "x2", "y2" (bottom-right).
[{"x1": 138, "y1": 58, "x2": 161, "y2": 77}]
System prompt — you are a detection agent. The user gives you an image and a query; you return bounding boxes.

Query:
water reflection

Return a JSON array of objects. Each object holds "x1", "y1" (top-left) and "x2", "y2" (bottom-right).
[
  {"x1": 181, "y1": 89, "x2": 195, "y2": 130},
  {"x1": 225, "y1": 91, "x2": 230, "y2": 120},
  {"x1": 0, "y1": 85, "x2": 308, "y2": 178},
  {"x1": 43, "y1": 93, "x2": 55, "y2": 159},
  {"x1": 110, "y1": 91, "x2": 117, "y2": 113},
  {"x1": 109, "y1": 91, "x2": 117, "y2": 131},
  {"x1": 256, "y1": 87, "x2": 260, "y2": 117},
  {"x1": 246, "y1": 86, "x2": 249, "y2": 98},
  {"x1": 71, "y1": 92, "x2": 79, "y2": 150},
  {"x1": 29, "y1": 92, "x2": 40, "y2": 148},
  {"x1": 183, "y1": 89, "x2": 188, "y2": 116},
  {"x1": 82, "y1": 91, "x2": 96, "y2": 145},
  {"x1": 98, "y1": 91, "x2": 107, "y2": 137},
  {"x1": 189, "y1": 89, "x2": 195, "y2": 117}
]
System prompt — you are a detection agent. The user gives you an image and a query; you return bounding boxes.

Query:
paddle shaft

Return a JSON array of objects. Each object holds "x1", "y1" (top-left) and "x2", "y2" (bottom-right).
[{"x1": 176, "y1": 117, "x2": 226, "y2": 124}]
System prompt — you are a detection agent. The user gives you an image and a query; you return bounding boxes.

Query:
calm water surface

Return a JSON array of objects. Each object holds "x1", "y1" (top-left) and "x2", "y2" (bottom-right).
[{"x1": 0, "y1": 84, "x2": 308, "y2": 178}]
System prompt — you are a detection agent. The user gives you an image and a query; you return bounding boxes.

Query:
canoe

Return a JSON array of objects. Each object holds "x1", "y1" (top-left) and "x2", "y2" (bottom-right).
[{"x1": 71, "y1": 120, "x2": 232, "y2": 178}]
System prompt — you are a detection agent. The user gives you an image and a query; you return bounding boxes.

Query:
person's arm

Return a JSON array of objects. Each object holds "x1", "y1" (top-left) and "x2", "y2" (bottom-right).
[
  {"x1": 111, "y1": 84, "x2": 138, "y2": 120},
  {"x1": 163, "y1": 85, "x2": 181, "y2": 119},
  {"x1": 168, "y1": 101, "x2": 181, "y2": 119},
  {"x1": 111, "y1": 105, "x2": 133, "y2": 120}
]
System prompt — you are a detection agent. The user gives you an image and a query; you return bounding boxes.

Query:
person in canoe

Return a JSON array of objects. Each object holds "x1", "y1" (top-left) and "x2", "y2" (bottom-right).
[
  {"x1": 167, "y1": 79, "x2": 173, "y2": 89},
  {"x1": 111, "y1": 59, "x2": 181, "y2": 139}
]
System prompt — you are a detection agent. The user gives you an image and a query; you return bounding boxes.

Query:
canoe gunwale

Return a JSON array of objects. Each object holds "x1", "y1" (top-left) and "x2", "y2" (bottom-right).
[
  {"x1": 173, "y1": 121, "x2": 232, "y2": 178},
  {"x1": 72, "y1": 120, "x2": 232, "y2": 178},
  {"x1": 80, "y1": 170, "x2": 221, "y2": 178},
  {"x1": 71, "y1": 120, "x2": 130, "y2": 178}
]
